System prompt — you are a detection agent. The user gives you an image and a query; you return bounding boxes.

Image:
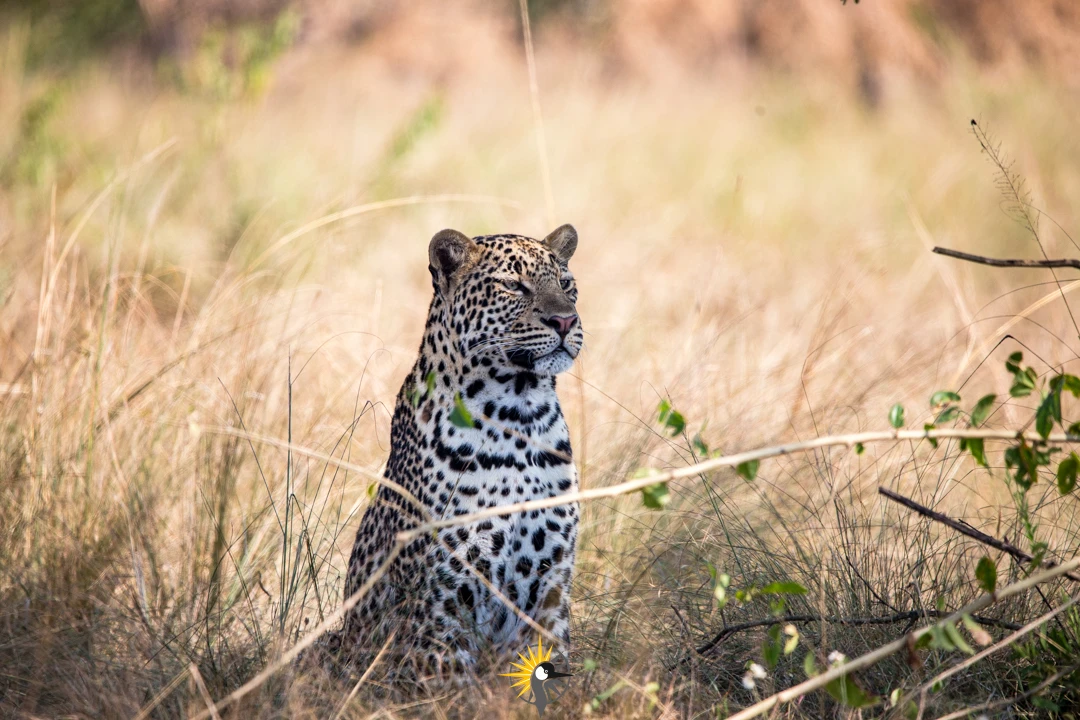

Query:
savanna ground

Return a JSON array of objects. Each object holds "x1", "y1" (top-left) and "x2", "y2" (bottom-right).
[{"x1": 3, "y1": 1, "x2": 1080, "y2": 717}]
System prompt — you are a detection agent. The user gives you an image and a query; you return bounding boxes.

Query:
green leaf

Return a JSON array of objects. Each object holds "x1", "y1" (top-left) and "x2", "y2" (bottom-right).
[
  {"x1": 1058, "y1": 453, "x2": 1080, "y2": 495},
  {"x1": 761, "y1": 581, "x2": 808, "y2": 595},
  {"x1": 975, "y1": 556, "x2": 997, "y2": 593},
  {"x1": 692, "y1": 433, "x2": 709, "y2": 456},
  {"x1": 935, "y1": 407, "x2": 960, "y2": 424},
  {"x1": 736, "y1": 460, "x2": 759, "y2": 482},
  {"x1": 924, "y1": 423, "x2": 937, "y2": 449},
  {"x1": 889, "y1": 403, "x2": 905, "y2": 429},
  {"x1": 967, "y1": 438, "x2": 988, "y2": 467},
  {"x1": 803, "y1": 652, "x2": 818, "y2": 678},
  {"x1": 763, "y1": 624, "x2": 782, "y2": 669},
  {"x1": 943, "y1": 621, "x2": 974, "y2": 655},
  {"x1": 930, "y1": 390, "x2": 961, "y2": 407},
  {"x1": 1010, "y1": 367, "x2": 1038, "y2": 398},
  {"x1": 640, "y1": 482, "x2": 670, "y2": 510},
  {"x1": 1062, "y1": 374, "x2": 1080, "y2": 397},
  {"x1": 824, "y1": 673, "x2": 878, "y2": 708},
  {"x1": 657, "y1": 399, "x2": 686, "y2": 437},
  {"x1": 449, "y1": 393, "x2": 474, "y2": 428},
  {"x1": 927, "y1": 624, "x2": 955, "y2": 651},
  {"x1": 855, "y1": 442, "x2": 865, "y2": 455},
  {"x1": 1006, "y1": 351, "x2": 1023, "y2": 374},
  {"x1": 1036, "y1": 391, "x2": 1059, "y2": 439},
  {"x1": 1005, "y1": 443, "x2": 1039, "y2": 491},
  {"x1": 970, "y1": 394, "x2": 996, "y2": 427},
  {"x1": 583, "y1": 658, "x2": 598, "y2": 672},
  {"x1": 1069, "y1": 421, "x2": 1080, "y2": 437}
]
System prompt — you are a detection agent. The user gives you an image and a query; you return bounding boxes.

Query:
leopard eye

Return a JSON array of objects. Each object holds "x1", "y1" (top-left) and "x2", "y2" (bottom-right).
[
  {"x1": 502, "y1": 279, "x2": 530, "y2": 295},
  {"x1": 560, "y1": 277, "x2": 575, "y2": 292}
]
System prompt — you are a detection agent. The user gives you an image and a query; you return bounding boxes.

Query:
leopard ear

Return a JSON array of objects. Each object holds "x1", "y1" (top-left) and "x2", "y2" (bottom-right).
[
  {"x1": 428, "y1": 229, "x2": 476, "y2": 291},
  {"x1": 542, "y1": 224, "x2": 577, "y2": 264}
]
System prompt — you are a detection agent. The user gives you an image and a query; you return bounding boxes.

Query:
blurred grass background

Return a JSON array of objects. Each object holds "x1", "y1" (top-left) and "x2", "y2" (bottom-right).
[{"x1": 2, "y1": 1, "x2": 1080, "y2": 717}]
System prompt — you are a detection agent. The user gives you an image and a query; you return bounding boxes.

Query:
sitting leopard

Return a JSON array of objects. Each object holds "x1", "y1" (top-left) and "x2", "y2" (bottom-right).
[{"x1": 338, "y1": 224, "x2": 583, "y2": 674}]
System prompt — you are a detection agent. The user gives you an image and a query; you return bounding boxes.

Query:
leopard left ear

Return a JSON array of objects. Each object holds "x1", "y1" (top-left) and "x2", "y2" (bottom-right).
[
  {"x1": 429, "y1": 229, "x2": 477, "y2": 293},
  {"x1": 542, "y1": 224, "x2": 577, "y2": 264}
]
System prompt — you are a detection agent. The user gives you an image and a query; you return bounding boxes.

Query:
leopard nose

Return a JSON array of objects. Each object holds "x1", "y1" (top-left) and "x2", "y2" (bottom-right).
[{"x1": 541, "y1": 314, "x2": 578, "y2": 337}]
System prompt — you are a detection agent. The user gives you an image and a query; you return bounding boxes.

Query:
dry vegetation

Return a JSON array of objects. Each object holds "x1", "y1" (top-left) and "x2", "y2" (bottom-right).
[{"x1": 3, "y1": 2, "x2": 1080, "y2": 718}]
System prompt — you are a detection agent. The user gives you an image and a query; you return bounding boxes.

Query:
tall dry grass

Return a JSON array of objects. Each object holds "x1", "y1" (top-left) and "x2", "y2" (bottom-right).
[{"x1": 2, "y1": 16, "x2": 1080, "y2": 718}]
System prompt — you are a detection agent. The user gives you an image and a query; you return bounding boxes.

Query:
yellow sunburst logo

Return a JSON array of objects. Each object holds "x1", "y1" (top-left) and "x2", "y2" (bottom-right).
[{"x1": 499, "y1": 634, "x2": 553, "y2": 697}]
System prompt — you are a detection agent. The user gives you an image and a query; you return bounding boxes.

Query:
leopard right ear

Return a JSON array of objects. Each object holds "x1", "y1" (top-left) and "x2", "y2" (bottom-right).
[{"x1": 428, "y1": 229, "x2": 477, "y2": 292}]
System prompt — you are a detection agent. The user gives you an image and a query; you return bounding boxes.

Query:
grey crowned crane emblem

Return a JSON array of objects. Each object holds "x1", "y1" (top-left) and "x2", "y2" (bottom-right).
[{"x1": 500, "y1": 636, "x2": 573, "y2": 717}]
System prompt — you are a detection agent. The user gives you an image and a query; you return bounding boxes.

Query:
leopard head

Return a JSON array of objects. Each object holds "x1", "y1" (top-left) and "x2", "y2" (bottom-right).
[{"x1": 428, "y1": 224, "x2": 583, "y2": 376}]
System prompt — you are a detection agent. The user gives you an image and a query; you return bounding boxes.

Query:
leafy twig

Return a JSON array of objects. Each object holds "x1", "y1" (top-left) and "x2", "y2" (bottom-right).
[{"x1": 725, "y1": 555, "x2": 1080, "y2": 720}]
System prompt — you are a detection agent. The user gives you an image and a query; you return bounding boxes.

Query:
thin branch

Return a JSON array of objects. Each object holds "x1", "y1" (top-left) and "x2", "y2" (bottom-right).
[
  {"x1": 879, "y1": 487, "x2": 1080, "y2": 583},
  {"x1": 725, "y1": 555, "x2": 1080, "y2": 720},
  {"x1": 695, "y1": 610, "x2": 1021, "y2": 658},
  {"x1": 397, "y1": 428, "x2": 1080, "y2": 541},
  {"x1": 933, "y1": 246, "x2": 1080, "y2": 270}
]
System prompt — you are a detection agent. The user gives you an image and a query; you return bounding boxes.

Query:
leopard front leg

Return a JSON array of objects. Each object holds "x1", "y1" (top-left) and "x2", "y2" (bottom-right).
[{"x1": 519, "y1": 503, "x2": 578, "y2": 652}]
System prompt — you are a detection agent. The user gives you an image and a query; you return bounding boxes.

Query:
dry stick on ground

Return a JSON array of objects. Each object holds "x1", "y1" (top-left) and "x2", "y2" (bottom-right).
[
  {"x1": 725, "y1": 555, "x2": 1080, "y2": 720},
  {"x1": 879, "y1": 487, "x2": 1080, "y2": 583},
  {"x1": 694, "y1": 610, "x2": 1021, "y2": 658},
  {"x1": 933, "y1": 246, "x2": 1080, "y2": 270}
]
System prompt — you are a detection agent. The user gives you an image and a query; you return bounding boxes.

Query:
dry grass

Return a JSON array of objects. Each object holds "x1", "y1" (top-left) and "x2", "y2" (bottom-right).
[{"x1": 3, "y1": 17, "x2": 1080, "y2": 719}]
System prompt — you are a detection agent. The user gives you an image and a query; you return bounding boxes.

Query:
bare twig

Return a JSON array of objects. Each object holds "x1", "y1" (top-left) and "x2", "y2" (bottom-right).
[
  {"x1": 724, "y1": 555, "x2": 1080, "y2": 720},
  {"x1": 695, "y1": 610, "x2": 1020, "y2": 658},
  {"x1": 932, "y1": 246, "x2": 1080, "y2": 270},
  {"x1": 879, "y1": 487, "x2": 1080, "y2": 583}
]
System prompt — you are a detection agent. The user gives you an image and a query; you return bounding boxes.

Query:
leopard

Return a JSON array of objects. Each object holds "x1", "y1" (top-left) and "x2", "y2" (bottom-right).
[{"x1": 336, "y1": 224, "x2": 583, "y2": 676}]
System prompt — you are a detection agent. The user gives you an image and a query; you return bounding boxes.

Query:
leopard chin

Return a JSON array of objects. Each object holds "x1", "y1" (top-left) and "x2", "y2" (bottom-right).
[{"x1": 530, "y1": 347, "x2": 576, "y2": 376}]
